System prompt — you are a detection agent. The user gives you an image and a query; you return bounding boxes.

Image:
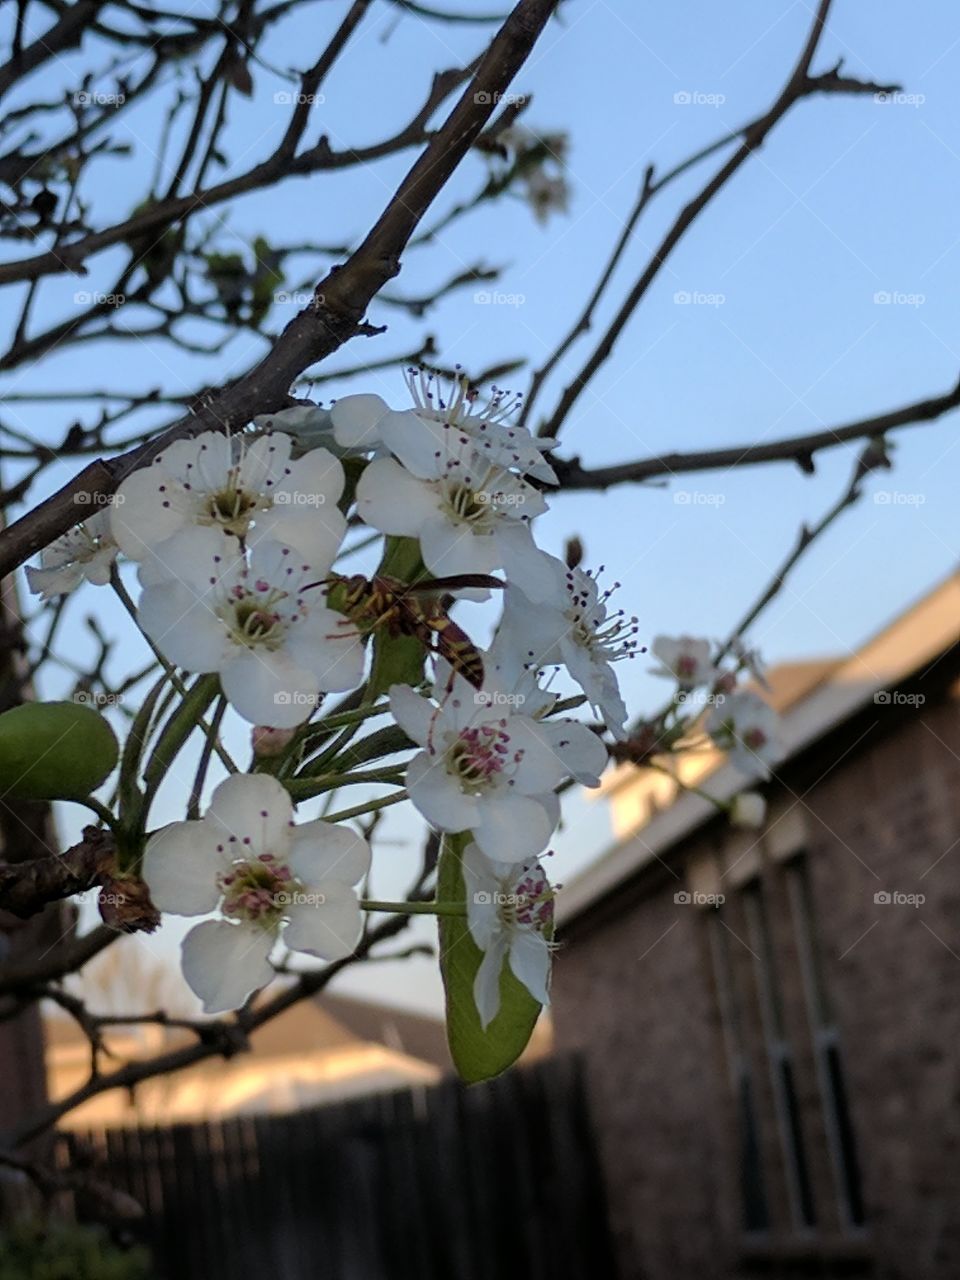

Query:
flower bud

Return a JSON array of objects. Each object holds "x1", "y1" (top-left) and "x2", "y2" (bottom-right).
[
  {"x1": 0, "y1": 701, "x2": 118, "y2": 800},
  {"x1": 730, "y1": 791, "x2": 766, "y2": 829},
  {"x1": 251, "y1": 725, "x2": 296, "y2": 758}
]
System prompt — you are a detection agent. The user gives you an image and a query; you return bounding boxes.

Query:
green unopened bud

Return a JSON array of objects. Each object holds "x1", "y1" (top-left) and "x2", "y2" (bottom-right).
[{"x1": 0, "y1": 701, "x2": 119, "y2": 801}]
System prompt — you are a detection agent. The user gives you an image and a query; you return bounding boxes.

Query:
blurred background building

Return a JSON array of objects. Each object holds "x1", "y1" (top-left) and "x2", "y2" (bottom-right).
[{"x1": 553, "y1": 572, "x2": 960, "y2": 1279}]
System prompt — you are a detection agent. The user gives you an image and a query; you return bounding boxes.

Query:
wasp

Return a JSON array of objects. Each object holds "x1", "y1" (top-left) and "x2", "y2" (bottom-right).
[{"x1": 325, "y1": 573, "x2": 502, "y2": 691}]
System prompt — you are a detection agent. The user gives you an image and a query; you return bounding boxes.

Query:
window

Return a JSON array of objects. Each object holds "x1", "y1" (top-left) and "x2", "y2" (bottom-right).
[
  {"x1": 706, "y1": 911, "x2": 770, "y2": 1232},
  {"x1": 705, "y1": 857, "x2": 865, "y2": 1238},
  {"x1": 742, "y1": 880, "x2": 817, "y2": 1230},
  {"x1": 785, "y1": 856, "x2": 865, "y2": 1228}
]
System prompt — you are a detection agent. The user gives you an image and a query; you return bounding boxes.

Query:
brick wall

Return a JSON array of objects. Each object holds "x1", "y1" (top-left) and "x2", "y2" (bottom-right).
[{"x1": 553, "y1": 666, "x2": 960, "y2": 1280}]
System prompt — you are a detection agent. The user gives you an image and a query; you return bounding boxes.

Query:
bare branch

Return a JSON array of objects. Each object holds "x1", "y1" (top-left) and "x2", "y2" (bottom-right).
[
  {"x1": 536, "y1": 0, "x2": 899, "y2": 440},
  {"x1": 0, "y1": 924, "x2": 118, "y2": 995},
  {"x1": 9, "y1": 899, "x2": 422, "y2": 1146},
  {"x1": 716, "y1": 438, "x2": 891, "y2": 658},
  {"x1": 552, "y1": 375, "x2": 960, "y2": 489},
  {"x1": 0, "y1": 0, "x2": 108, "y2": 98}
]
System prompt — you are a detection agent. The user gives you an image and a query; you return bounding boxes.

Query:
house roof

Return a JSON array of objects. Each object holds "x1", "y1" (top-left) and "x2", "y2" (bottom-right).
[
  {"x1": 316, "y1": 993, "x2": 453, "y2": 1071},
  {"x1": 560, "y1": 570, "x2": 960, "y2": 925},
  {"x1": 44, "y1": 988, "x2": 452, "y2": 1128},
  {"x1": 44, "y1": 988, "x2": 449, "y2": 1066},
  {"x1": 44, "y1": 983, "x2": 553, "y2": 1128}
]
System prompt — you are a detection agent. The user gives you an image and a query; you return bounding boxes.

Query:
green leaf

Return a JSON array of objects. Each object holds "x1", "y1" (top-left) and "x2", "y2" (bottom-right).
[{"x1": 438, "y1": 834, "x2": 543, "y2": 1082}]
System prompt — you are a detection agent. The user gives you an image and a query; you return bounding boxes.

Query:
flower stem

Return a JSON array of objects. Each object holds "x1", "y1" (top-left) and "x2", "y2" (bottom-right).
[
  {"x1": 361, "y1": 899, "x2": 466, "y2": 917},
  {"x1": 140, "y1": 674, "x2": 220, "y2": 818},
  {"x1": 321, "y1": 790, "x2": 408, "y2": 824},
  {"x1": 71, "y1": 795, "x2": 120, "y2": 832},
  {"x1": 187, "y1": 697, "x2": 228, "y2": 820},
  {"x1": 284, "y1": 768, "x2": 406, "y2": 802}
]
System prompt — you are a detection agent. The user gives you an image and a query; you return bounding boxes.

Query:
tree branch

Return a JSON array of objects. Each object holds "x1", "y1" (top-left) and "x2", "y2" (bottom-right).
[
  {"x1": 0, "y1": 0, "x2": 561, "y2": 584},
  {"x1": 552, "y1": 374, "x2": 960, "y2": 489},
  {"x1": 0, "y1": 0, "x2": 108, "y2": 98},
  {"x1": 9, "y1": 895, "x2": 423, "y2": 1146},
  {"x1": 0, "y1": 827, "x2": 159, "y2": 932}
]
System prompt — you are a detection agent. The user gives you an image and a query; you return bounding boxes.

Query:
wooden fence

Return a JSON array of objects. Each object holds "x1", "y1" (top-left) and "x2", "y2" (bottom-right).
[{"x1": 58, "y1": 1053, "x2": 617, "y2": 1280}]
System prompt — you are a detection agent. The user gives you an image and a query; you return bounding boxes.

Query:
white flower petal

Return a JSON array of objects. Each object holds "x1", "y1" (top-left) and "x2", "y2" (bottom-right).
[
  {"x1": 536, "y1": 718, "x2": 608, "y2": 788},
  {"x1": 504, "y1": 717, "x2": 569, "y2": 795},
  {"x1": 206, "y1": 773, "x2": 293, "y2": 856},
  {"x1": 220, "y1": 649, "x2": 320, "y2": 728},
  {"x1": 111, "y1": 465, "x2": 187, "y2": 559},
  {"x1": 494, "y1": 522, "x2": 556, "y2": 603},
  {"x1": 254, "y1": 405, "x2": 332, "y2": 447},
  {"x1": 379, "y1": 409, "x2": 460, "y2": 479},
  {"x1": 356, "y1": 458, "x2": 441, "y2": 535},
  {"x1": 25, "y1": 562, "x2": 83, "y2": 600},
  {"x1": 473, "y1": 791, "x2": 554, "y2": 863},
  {"x1": 331, "y1": 394, "x2": 391, "y2": 449},
  {"x1": 247, "y1": 504, "x2": 346, "y2": 573},
  {"x1": 388, "y1": 683, "x2": 434, "y2": 747},
  {"x1": 286, "y1": 608, "x2": 366, "y2": 693},
  {"x1": 562, "y1": 640, "x2": 629, "y2": 740},
  {"x1": 463, "y1": 842, "x2": 500, "y2": 950},
  {"x1": 137, "y1": 581, "x2": 226, "y2": 671},
  {"x1": 277, "y1": 446, "x2": 345, "y2": 505},
  {"x1": 181, "y1": 920, "x2": 275, "y2": 1014},
  {"x1": 289, "y1": 822, "x2": 371, "y2": 886},
  {"x1": 283, "y1": 882, "x2": 362, "y2": 961},
  {"x1": 238, "y1": 431, "x2": 292, "y2": 491},
  {"x1": 508, "y1": 930, "x2": 551, "y2": 1007},
  {"x1": 84, "y1": 547, "x2": 119, "y2": 586},
  {"x1": 137, "y1": 526, "x2": 242, "y2": 590},
  {"x1": 142, "y1": 821, "x2": 225, "y2": 915},
  {"x1": 406, "y1": 751, "x2": 479, "y2": 831},
  {"x1": 185, "y1": 431, "x2": 232, "y2": 477},
  {"x1": 473, "y1": 936, "x2": 508, "y2": 1030},
  {"x1": 419, "y1": 516, "x2": 498, "y2": 580}
]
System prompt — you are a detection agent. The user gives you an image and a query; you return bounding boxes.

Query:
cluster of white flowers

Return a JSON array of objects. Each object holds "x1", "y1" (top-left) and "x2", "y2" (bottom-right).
[
  {"x1": 22, "y1": 371, "x2": 772, "y2": 1031},
  {"x1": 650, "y1": 633, "x2": 783, "y2": 785},
  {"x1": 114, "y1": 430, "x2": 363, "y2": 729}
]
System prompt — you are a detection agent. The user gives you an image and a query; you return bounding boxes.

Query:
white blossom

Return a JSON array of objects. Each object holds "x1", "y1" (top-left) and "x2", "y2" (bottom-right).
[
  {"x1": 463, "y1": 842, "x2": 553, "y2": 1029},
  {"x1": 650, "y1": 634, "x2": 717, "y2": 689},
  {"x1": 144, "y1": 774, "x2": 371, "y2": 1014},
  {"x1": 329, "y1": 370, "x2": 558, "y2": 484},
  {"x1": 707, "y1": 691, "x2": 783, "y2": 780},
  {"x1": 25, "y1": 509, "x2": 118, "y2": 600},
  {"x1": 389, "y1": 667, "x2": 606, "y2": 863},
  {"x1": 111, "y1": 430, "x2": 346, "y2": 573},
  {"x1": 356, "y1": 440, "x2": 554, "y2": 602},
  {"x1": 730, "y1": 636, "x2": 770, "y2": 689},
  {"x1": 382, "y1": 368, "x2": 558, "y2": 482},
  {"x1": 137, "y1": 537, "x2": 364, "y2": 727},
  {"x1": 524, "y1": 168, "x2": 570, "y2": 223},
  {"x1": 495, "y1": 558, "x2": 635, "y2": 737}
]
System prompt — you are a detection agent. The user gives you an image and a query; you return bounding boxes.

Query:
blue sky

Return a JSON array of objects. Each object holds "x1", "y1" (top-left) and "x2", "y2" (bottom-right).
[{"x1": 4, "y1": 0, "x2": 958, "y2": 1012}]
